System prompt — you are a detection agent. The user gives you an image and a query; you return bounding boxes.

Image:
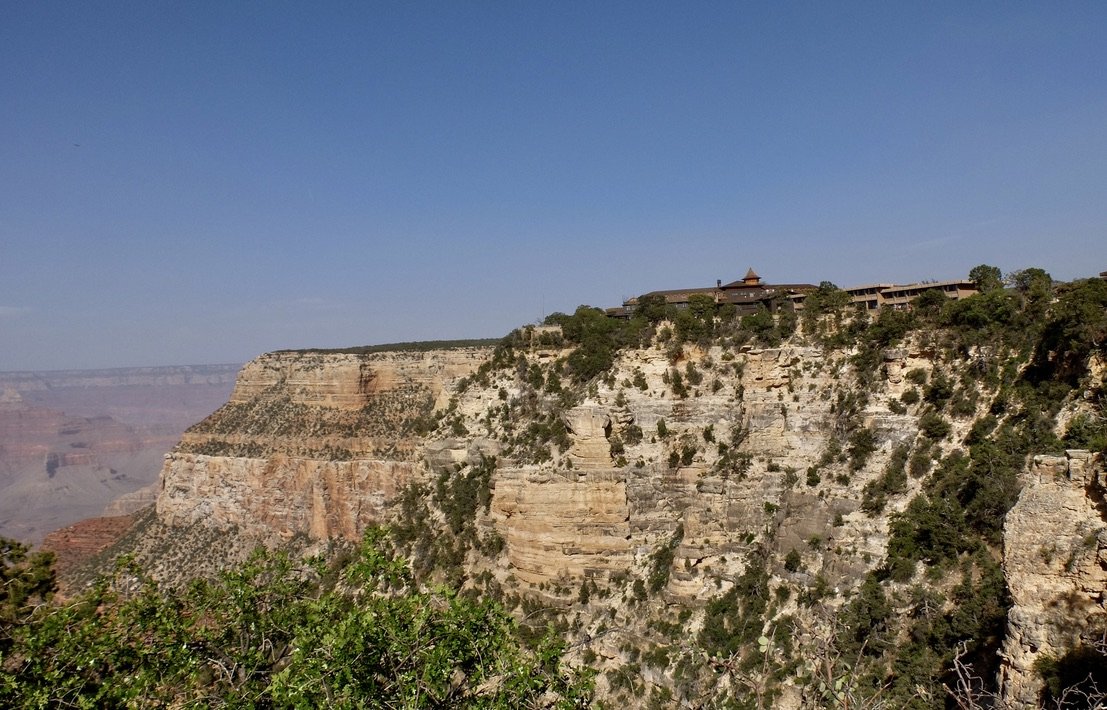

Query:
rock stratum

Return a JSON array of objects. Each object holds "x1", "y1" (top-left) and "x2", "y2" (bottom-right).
[
  {"x1": 77, "y1": 304, "x2": 1107, "y2": 708},
  {"x1": 158, "y1": 349, "x2": 488, "y2": 539}
]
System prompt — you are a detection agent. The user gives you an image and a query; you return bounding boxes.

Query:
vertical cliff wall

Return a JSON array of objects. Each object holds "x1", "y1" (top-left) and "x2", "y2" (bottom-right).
[
  {"x1": 129, "y1": 323, "x2": 1104, "y2": 708},
  {"x1": 156, "y1": 349, "x2": 488, "y2": 542},
  {"x1": 1000, "y1": 450, "x2": 1107, "y2": 707}
]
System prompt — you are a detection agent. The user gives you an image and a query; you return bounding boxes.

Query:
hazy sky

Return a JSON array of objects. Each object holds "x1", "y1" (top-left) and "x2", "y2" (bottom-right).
[{"x1": 2, "y1": 2, "x2": 1105, "y2": 370}]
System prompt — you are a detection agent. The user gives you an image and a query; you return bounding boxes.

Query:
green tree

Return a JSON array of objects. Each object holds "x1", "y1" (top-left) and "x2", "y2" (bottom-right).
[
  {"x1": 801, "y1": 281, "x2": 850, "y2": 334},
  {"x1": 1011, "y1": 267, "x2": 1052, "y2": 302},
  {"x1": 0, "y1": 532, "x2": 593, "y2": 708},
  {"x1": 635, "y1": 293, "x2": 670, "y2": 324},
  {"x1": 1031, "y1": 277, "x2": 1107, "y2": 384},
  {"x1": 0, "y1": 538, "x2": 56, "y2": 656},
  {"x1": 969, "y1": 264, "x2": 1003, "y2": 293},
  {"x1": 559, "y1": 305, "x2": 620, "y2": 382},
  {"x1": 913, "y1": 287, "x2": 948, "y2": 317},
  {"x1": 741, "y1": 308, "x2": 778, "y2": 346}
]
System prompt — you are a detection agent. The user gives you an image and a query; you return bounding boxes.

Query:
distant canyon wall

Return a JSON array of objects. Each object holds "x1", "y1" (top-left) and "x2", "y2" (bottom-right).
[{"x1": 0, "y1": 365, "x2": 239, "y2": 542}]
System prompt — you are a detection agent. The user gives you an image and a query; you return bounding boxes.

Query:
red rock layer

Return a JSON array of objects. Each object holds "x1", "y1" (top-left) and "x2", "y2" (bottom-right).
[{"x1": 40, "y1": 514, "x2": 136, "y2": 585}]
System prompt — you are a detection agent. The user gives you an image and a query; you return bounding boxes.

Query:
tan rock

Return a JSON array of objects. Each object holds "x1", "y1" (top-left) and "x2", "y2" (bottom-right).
[
  {"x1": 563, "y1": 405, "x2": 612, "y2": 469},
  {"x1": 104, "y1": 484, "x2": 158, "y2": 516},
  {"x1": 999, "y1": 450, "x2": 1107, "y2": 708},
  {"x1": 228, "y1": 349, "x2": 488, "y2": 410},
  {"x1": 157, "y1": 453, "x2": 419, "y2": 541},
  {"x1": 491, "y1": 467, "x2": 631, "y2": 587}
]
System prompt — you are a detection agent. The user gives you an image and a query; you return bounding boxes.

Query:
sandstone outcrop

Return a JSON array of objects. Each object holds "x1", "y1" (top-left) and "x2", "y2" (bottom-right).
[
  {"x1": 86, "y1": 325, "x2": 1104, "y2": 707},
  {"x1": 492, "y1": 467, "x2": 631, "y2": 587},
  {"x1": 156, "y1": 349, "x2": 490, "y2": 542},
  {"x1": 177, "y1": 349, "x2": 488, "y2": 460},
  {"x1": 103, "y1": 483, "x2": 159, "y2": 516},
  {"x1": 563, "y1": 405, "x2": 612, "y2": 469},
  {"x1": 149, "y1": 342, "x2": 925, "y2": 603},
  {"x1": 999, "y1": 450, "x2": 1107, "y2": 708},
  {"x1": 229, "y1": 350, "x2": 485, "y2": 410},
  {"x1": 157, "y1": 453, "x2": 419, "y2": 541}
]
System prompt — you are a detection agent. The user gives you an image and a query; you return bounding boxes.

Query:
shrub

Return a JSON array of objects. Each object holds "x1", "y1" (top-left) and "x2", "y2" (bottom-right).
[
  {"x1": 924, "y1": 370, "x2": 954, "y2": 408},
  {"x1": 0, "y1": 532, "x2": 594, "y2": 708},
  {"x1": 699, "y1": 555, "x2": 769, "y2": 658},
  {"x1": 905, "y1": 368, "x2": 928, "y2": 386},
  {"x1": 848, "y1": 428, "x2": 878, "y2": 471},
  {"x1": 861, "y1": 444, "x2": 910, "y2": 514},
  {"x1": 648, "y1": 525, "x2": 684, "y2": 593},
  {"x1": 919, "y1": 411, "x2": 952, "y2": 440},
  {"x1": 1064, "y1": 414, "x2": 1107, "y2": 455}
]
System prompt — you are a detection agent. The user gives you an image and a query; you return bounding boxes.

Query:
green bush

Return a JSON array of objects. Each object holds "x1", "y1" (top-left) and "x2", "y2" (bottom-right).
[
  {"x1": 698, "y1": 554, "x2": 769, "y2": 658},
  {"x1": 918, "y1": 411, "x2": 951, "y2": 440},
  {"x1": 848, "y1": 427, "x2": 878, "y2": 471},
  {"x1": 1064, "y1": 413, "x2": 1107, "y2": 455},
  {"x1": 648, "y1": 525, "x2": 684, "y2": 593},
  {"x1": 861, "y1": 444, "x2": 910, "y2": 514},
  {"x1": 0, "y1": 532, "x2": 594, "y2": 708}
]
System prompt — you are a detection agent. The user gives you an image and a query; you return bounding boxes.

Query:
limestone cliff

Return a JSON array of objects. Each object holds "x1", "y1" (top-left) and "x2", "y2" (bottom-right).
[
  {"x1": 141, "y1": 334, "x2": 958, "y2": 707},
  {"x1": 157, "y1": 348, "x2": 488, "y2": 542},
  {"x1": 157, "y1": 454, "x2": 418, "y2": 541},
  {"x1": 1000, "y1": 450, "x2": 1107, "y2": 707},
  {"x1": 92, "y1": 298, "x2": 1107, "y2": 708}
]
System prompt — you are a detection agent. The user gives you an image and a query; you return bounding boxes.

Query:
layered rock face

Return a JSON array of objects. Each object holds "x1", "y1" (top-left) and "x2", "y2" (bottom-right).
[
  {"x1": 458, "y1": 343, "x2": 928, "y2": 604},
  {"x1": 130, "y1": 334, "x2": 1102, "y2": 707},
  {"x1": 40, "y1": 514, "x2": 137, "y2": 584},
  {"x1": 228, "y1": 350, "x2": 483, "y2": 410},
  {"x1": 1000, "y1": 450, "x2": 1107, "y2": 708},
  {"x1": 157, "y1": 349, "x2": 489, "y2": 541},
  {"x1": 177, "y1": 349, "x2": 488, "y2": 460},
  {"x1": 153, "y1": 343, "x2": 925, "y2": 600},
  {"x1": 492, "y1": 467, "x2": 632, "y2": 586},
  {"x1": 158, "y1": 455, "x2": 417, "y2": 541},
  {"x1": 562, "y1": 406, "x2": 612, "y2": 468}
]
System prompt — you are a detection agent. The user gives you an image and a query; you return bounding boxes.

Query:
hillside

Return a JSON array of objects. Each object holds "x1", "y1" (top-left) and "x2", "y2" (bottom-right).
[{"x1": 7, "y1": 273, "x2": 1107, "y2": 708}]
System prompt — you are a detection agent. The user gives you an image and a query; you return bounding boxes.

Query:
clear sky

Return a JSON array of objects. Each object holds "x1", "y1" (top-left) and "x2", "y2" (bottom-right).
[{"x1": 2, "y1": 2, "x2": 1105, "y2": 370}]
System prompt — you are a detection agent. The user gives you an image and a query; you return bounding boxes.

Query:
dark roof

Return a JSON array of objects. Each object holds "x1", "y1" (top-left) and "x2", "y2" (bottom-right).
[
  {"x1": 720, "y1": 280, "x2": 816, "y2": 291},
  {"x1": 624, "y1": 287, "x2": 719, "y2": 306}
]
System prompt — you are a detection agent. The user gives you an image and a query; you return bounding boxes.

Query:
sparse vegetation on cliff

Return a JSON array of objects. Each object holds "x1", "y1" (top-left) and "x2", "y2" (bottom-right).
[{"x1": 41, "y1": 266, "x2": 1107, "y2": 709}]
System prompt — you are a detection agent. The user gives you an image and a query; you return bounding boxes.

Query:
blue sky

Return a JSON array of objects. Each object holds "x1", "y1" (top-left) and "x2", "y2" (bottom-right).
[{"x1": 2, "y1": 2, "x2": 1105, "y2": 370}]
